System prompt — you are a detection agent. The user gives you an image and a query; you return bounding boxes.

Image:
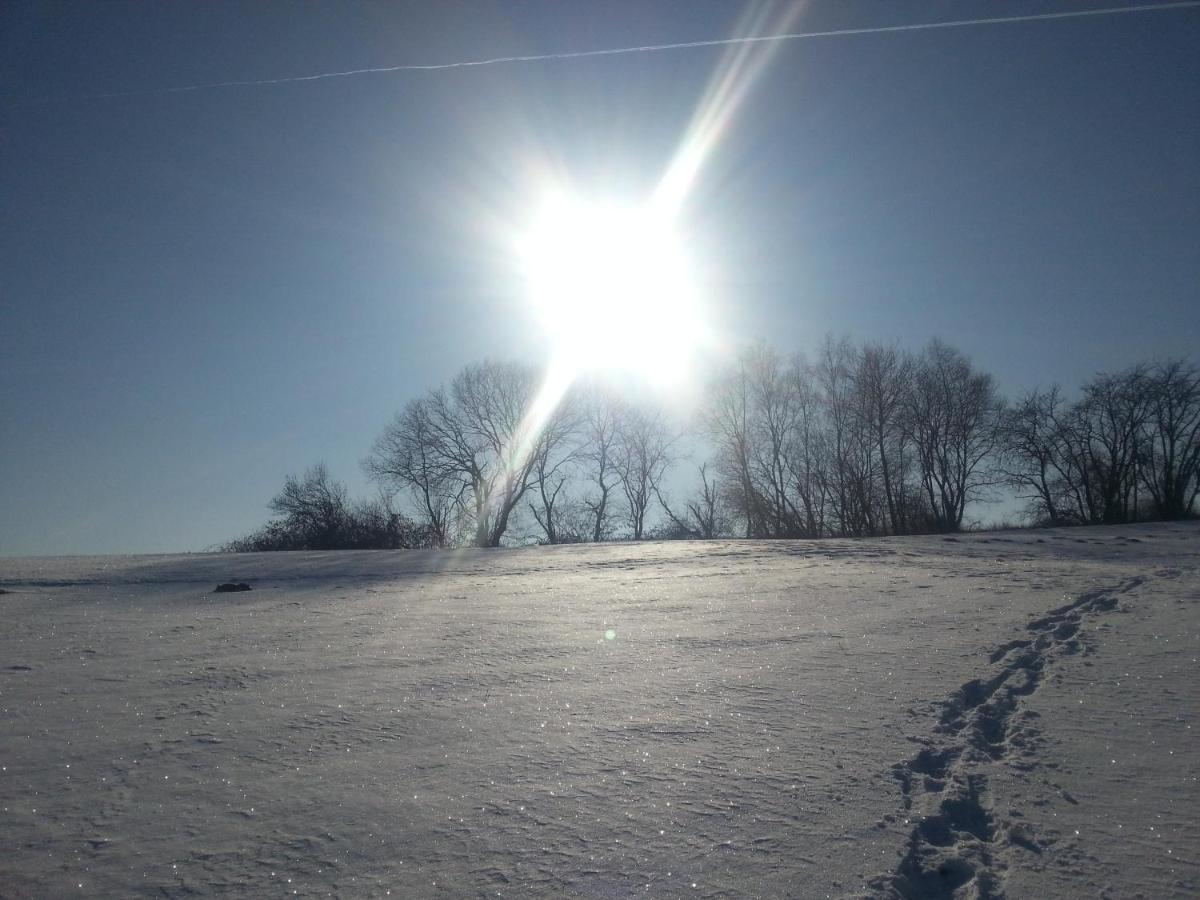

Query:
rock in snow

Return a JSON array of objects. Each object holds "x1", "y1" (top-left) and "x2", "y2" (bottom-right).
[{"x1": 213, "y1": 581, "x2": 252, "y2": 593}]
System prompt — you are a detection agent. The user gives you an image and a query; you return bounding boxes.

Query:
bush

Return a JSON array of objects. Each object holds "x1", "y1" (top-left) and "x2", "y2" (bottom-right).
[{"x1": 224, "y1": 464, "x2": 432, "y2": 551}]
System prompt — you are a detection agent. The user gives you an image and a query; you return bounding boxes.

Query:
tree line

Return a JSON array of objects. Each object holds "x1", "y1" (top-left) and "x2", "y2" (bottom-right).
[{"x1": 226, "y1": 341, "x2": 1199, "y2": 551}]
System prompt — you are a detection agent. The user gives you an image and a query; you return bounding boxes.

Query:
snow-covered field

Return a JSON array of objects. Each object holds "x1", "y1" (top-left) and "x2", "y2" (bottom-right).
[{"x1": 1, "y1": 523, "x2": 1196, "y2": 899}]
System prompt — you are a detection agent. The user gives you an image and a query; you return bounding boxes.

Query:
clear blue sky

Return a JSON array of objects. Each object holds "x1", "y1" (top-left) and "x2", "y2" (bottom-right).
[{"x1": 2, "y1": 1, "x2": 1197, "y2": 555}]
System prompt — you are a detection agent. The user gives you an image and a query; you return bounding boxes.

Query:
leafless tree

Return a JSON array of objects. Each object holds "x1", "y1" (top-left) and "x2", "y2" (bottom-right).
[
  {"x1": 903, "y1": 340, "x2": 1002, "y2": 532},
  {"x1": 744, "y1": 344, "x2": 808, "y2": 537},
  {"x1": 783, "y1": 359, "x2": 829, "y2": 538},
  {"x1": 526, "y1": 390, "x2": 580, "y2": 545},
  {"x1": 615, "y1": 404, "x2": 675, "y2": 540},
  {"x1": 658, "y1": 462, "x2": 728, "y2": 539},
  {"x1": 364, "y1": 398, "x2": 456, "y2": 546},
  {"x1": 269, "y1": 462, "x2": 351, "y2": 548},
  {"x1": 527, "y1": 455, "x2": 570, "y2": 544},
  {"x1": 1001, "y1": 361, "x2": 1199, "y2": 527},
  {"x1": 578, "y1": 390, "x2": 624, "y2": 542},
  {"x1": 707, "y1": 345, "x2": 822, "y2": 538},
  {"x1": 707, "y1": 337, "x2": 1006, "y2": 538},
  {"x1": 854, "y1": 342, "x2": 913, "y2": 534},
  {"x1": 1072, "y1": 365, "x2": 1152, "y2": 524},
  {"x1": 707, "y1": 355, "x2": 761, "y2": 537},
  {"x1": 688, "y1": 463, "x2": 728, "y2": 538},
  {"x1": 1138, "y1": 359, "x2": 1200, "y2": 520},
  {"x1": 368, "y1": 361, "x2": 572, "y2": 547},
  {"x1": 999, "y1": 387, "x2": 1075, "y2": 525},
  {"x1": 815, "y1": 336, "x2": 878, "y2": 537},
  {"x1": 452, "y1": 360, "x2": 580, "y2": 546}
]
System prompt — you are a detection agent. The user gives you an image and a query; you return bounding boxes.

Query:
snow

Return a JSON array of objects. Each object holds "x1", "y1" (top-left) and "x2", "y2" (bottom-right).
[{"x1": 1, "y1": 523, "x2": 1196, "y2": 898}]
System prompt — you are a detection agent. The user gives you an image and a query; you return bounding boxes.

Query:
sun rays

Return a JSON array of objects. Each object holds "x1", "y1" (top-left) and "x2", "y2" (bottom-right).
[{"x1": 492, "y1": 4, "x2": 806, "y2": 529}]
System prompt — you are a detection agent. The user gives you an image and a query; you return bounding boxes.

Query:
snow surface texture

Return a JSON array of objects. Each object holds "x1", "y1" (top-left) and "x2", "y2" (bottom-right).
[{"x1": 1, "y1": 523, "x2": 1196, "y2": 898}]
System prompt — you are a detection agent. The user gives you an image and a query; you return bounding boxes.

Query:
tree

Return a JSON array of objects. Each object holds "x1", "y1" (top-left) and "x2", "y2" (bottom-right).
[
  {"x1": 707, "y1": 354, "x2": 761, "y2": 537},
  {"x1": 706, "y1": 339, "x2": 919, "y2": 539},
  {"x1": 657, "y1": 462, "x2": 729, "y2": 539},
  {"x1": 578, "y1": 390, "x2": 623, "y2": 542},
  {"x1": 526, "y1": 389, "x2": 580, "y2": 545},
  {"x1": 903, "y1": 340, "x2": 1002, "y2": 532},
  {"x1": 815, "y1": 336, "x2": 877, "y2": 537},
  {"x1": 1074, "y1": 365, "x2": 1151, "y2": 524},
  {"x1": 686, "y1": 463, "x2": 728, "y2": 539},
  {"x1": 999, "y1": 363, "x2": 1197, "y2": 527},
  {"x1": 269, "y1": 462, "x2": 351, "y2": 549},
  {"x1": 745, "y1": 344, "x2": 808, "y2": 538},
  {"x1": 614, "y1": 404, "x2": 675, "y2": 540},
  {"x1": 1139, "y1": 359, "x2": 1200, "y2": 520},
  {"x1": 364, "y1": 398, "x2": 456, "y2": 547},
  {"x1": 999, "y1": 387, "x2": 1075, "y2": 525},
  {"x1": 367, "y1": 361, "x2": 573, "y2": 547},
  {"x1": 854, "y1": 342, "x2": 913, "y2": 534},
  {"x1": 456, "y1": 361, "x2": 576, "y2": 546},
  {"x1": 784, "y1": 357, "x2": 829, "y2": 538}
]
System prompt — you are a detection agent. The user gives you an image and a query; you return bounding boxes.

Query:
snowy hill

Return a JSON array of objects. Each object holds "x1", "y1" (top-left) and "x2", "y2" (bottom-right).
[{"x1": 2, "y1": 523, "x2": 1196, "y2": 898}]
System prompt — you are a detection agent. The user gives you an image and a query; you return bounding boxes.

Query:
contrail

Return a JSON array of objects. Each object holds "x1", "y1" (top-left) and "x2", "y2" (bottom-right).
[{"x1": 37, "y1": 1, "x2": 1200, "y2": 102}]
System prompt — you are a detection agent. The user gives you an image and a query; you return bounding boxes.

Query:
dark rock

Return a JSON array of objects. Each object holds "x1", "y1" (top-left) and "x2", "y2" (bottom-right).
[{"x1": 213, "y1": 582, "x2": 252, "y2": 593}]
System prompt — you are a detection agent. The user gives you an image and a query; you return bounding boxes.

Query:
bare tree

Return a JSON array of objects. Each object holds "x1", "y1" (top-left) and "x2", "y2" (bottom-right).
[
  {"x1": 578, "y1": 390, "x2": 624, "y2": 542},
  {"x1": 708, "y1": 339, "x2": 913, "y2": 540},
  {"x1": 364, "y1": 398, "x2": 456, "y2": 546},
  {"x1": 347, "y1": 343, "x2": 1187, "y2": 542},
  {"x1": 368, "y1": 361, "x2": 572, "y2": 547},
  {"x1": 1074, "y1": 365, "x2": 1152, "y2": 524},
  {"x1": 658, "y1": 462, "x2": 728, "y2": 539},
  {"x1": 269, "y1": 462, "x2": 351, "y2": 549},
  {"x1": 528, "y1": 454, "x2": 570, "y2": 544},
  {"x1": 688, "y1": 463, "x2": 728, "y2": 538},
  {"x1": 526, "y1": 390, "x2": 580, "y2": 545},
  {"x1": 1003, "y1": 370, "x2": 1150, "y2": 527},
  {"x1": 1045, "y1": 400, "x2": 1100, "y2": 525},
  {"x1": 744, "y1": 344, "x2": 810, "y2": 537},
  {"x1": 615, "y1": 404, "x2": 675, "y2": 540},
  {"x1": 854, "y1": 342, "x2": 913, "y2": 534},
  {"x1": 707, "y1": 356, "x2": 761, "y2": 537},
  {"x1": 999, "y1": 387, "x2": 1074, "y2": 525},
  {"x1": 706, "y1": 345, "x2": 818, "y2": 538},
  {"x1": 903, "y1": 340, "x2": 1002, "y2": 532},
  {"x1": 450, "y1": 360, "x2": 582, "y2": 546},
  {"x1": 815, "y1": 336, "x2": 878, "y2": 537},
  {"x1": 1139, "y1": 359, "x2": 1200, "y2": 520},
  {"x1": 784, "y1": 359, "x2": 829, "y2": 538}
]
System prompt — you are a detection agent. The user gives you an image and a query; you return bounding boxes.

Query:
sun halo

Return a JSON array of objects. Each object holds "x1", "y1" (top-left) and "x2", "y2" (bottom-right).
[{"x1": 517, "y1": 193, "x2": 707, "y2": 389}]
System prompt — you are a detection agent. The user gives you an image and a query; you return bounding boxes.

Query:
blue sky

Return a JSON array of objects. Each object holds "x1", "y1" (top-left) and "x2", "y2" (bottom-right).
[{"x1": 2, "y1": 1, "x2": 1197, "y2": 555}]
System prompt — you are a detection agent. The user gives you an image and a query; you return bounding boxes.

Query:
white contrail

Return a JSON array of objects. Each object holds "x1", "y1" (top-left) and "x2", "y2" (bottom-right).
[{"x1": 44, "y1": 1, "x2": 1200, "y2": 101}]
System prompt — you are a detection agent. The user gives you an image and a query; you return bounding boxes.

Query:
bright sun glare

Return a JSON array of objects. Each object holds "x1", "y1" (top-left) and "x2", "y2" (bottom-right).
[
  {"x1": 507, "y1": 2, "x2": 804, "y2": 409},
  {"x1": 518, "y1": 194, "x2": 706, "y2": 387}
]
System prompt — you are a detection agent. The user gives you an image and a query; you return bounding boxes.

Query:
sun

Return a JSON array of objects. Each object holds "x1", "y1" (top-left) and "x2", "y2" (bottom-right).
[{"x1": 517, "y1": 192, "x2": 707, "y2": 387}]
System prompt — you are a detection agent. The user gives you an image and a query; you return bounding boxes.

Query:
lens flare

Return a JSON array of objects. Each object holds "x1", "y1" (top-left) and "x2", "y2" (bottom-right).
[{"x1": 655, "y1": 2, "x2": 805, "y2": 215}]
